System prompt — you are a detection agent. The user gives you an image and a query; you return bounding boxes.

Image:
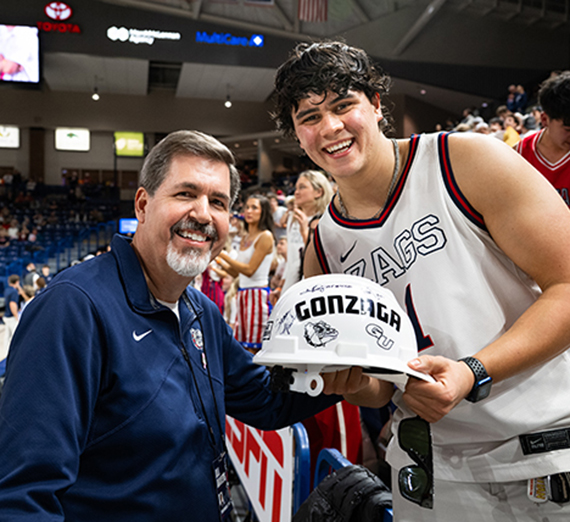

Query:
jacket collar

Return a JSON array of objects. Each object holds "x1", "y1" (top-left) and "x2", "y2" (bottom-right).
[{"x1": 110, "y1": 234, "x2": 204, "y2": 319}]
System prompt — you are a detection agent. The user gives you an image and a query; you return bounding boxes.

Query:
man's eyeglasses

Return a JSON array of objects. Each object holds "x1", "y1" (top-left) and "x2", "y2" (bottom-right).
[{"x1": 398, "y1": 416, "x2": 433, "y2": 509}]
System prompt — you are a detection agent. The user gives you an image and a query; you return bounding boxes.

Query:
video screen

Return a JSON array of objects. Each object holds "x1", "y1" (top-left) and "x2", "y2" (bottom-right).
[
  {"x1": 0, "y1": 125, "x2": 20, "y2": 148},
  {"x1": 119, "y1": 218, "x2": 138, "y2": 235},
  {"x1": 114, "y1": 132, "x2": 145, "y2": 157},
  {"x1": 55, "y1": 128, "x2": 91, "y2": 152},
  {"x1": 0, "y1": 24, "x2": 40, "y2": 84}
]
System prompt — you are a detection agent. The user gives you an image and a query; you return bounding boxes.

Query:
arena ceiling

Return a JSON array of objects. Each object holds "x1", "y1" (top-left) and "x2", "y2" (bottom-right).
[{"x1": 43, "y1": 0, "x2": 568, "y2": 115}]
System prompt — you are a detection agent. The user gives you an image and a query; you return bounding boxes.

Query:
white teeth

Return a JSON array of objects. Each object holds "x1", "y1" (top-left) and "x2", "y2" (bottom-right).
[
  {"x1": 178, "y1": 230, "x2": 207, "y2": 241},
  {"x1": 326, "y1": 139, "x2": 353, "y2": 154}
]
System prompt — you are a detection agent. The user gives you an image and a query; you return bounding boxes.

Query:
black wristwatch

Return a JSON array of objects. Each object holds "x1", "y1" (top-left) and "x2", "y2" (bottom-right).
[{"x1": 459, "y1": 356, "x2": 492, "y2": 403}]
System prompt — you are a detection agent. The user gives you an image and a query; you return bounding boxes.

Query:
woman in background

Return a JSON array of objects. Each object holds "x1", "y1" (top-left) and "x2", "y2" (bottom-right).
[
  {"x1": 279, "y1": 170, "x2": 333, "y2": 296},
  {"x1": 216, "y1": 194, "x2": 274, "y2": 353}
]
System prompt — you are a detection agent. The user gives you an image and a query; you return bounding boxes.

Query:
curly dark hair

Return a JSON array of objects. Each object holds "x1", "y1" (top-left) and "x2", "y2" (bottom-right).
[
  {"x1": 539, "y1": 71, "x2": 570, "y2": 126},
  {"x1": 271, "y1": 41, "x2": 393, "y2": 138}
]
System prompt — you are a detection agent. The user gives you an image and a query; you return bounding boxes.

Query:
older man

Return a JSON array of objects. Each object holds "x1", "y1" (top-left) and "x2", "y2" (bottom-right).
[{"x1": 0, "y1": 130, "x2": 375, "y2": 521}]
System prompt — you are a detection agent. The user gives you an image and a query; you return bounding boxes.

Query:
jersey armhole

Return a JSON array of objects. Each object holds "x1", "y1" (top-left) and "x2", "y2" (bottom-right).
[
  {"x1": 313, "y1": 224, "x2": 331, "y2": 274},
  {"x1": 438, "y1": 132, "x2": 486, "y2": 230}
]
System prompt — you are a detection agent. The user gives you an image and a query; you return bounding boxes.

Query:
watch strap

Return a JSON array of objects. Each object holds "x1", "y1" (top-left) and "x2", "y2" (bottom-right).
[{"x1": 459, "y1": 356, "x2": 492, "y2": 402}]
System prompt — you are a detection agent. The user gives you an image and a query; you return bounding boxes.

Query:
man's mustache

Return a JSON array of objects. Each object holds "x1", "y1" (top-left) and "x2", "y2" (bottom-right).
[{"x1": 171, "y1": 218, "x2": 218, "y2": 243}]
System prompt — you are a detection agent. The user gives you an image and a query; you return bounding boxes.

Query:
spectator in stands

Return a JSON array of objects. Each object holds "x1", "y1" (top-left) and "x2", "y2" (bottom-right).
[
  {"x1": 17, "y1": 224, "x2": 29, "y2": 242},
  {"x1": 268, "y1": 192, "x2": 287, "y2": 241},
  {"x1": 269, "y1": 236, "x2": 287, "y2": 306},
  {"x1": 17, "y1": 284, "x2": 35, "y2": 316},
  {"x1": 489, "y1": 117, "x2": 505, "y2": 140},
  {"x1": 27, "y1": 227, "x2": 38, "y2": 242},
  {"x1": 516, "y1": 71, "x2": 570, "y2": 208},
  {"x1": 529, "y1": 104, "x2": 543, "y2": 128},
  {"x1": 34, "y1": 277, "x2": 46, "y2": 296},
  {"x1": 519, "y1": 115, "x2": 539, "y2": 139},
  {"x1": 23, "y1": 262, "x2": 39, "y2": 287},
  {"x1": 506, "y1": 84, "x2": 517, "y2": 111},
  {"x1": 474, "y1": 121, "x2": 490, "y2": 134},
  {"x1": 6, "y1": 218, "x2": 18, "y2": 239},
  {"x1": 0, "y1": 228, "x2": 10, "y2": 248},
  {"x1": 3, "y1": 275, "x2": 20, "y2": 351},
  {"x1": 502, "y1": 112, "x2": 521, "y2": 146},
  {"x1": 515, "y1": 84, "x2": 528, "y2": 113},
  {"x1": 280, "y1": 170, "x2": 333, "y2": 296},
  {"x1": 496, "y1": 104, "x2": 510, "y2": 120},
  {"x1": 215, "y1": 194, "x2": 275, "y2": 353},
  {"x1": 41, "y1": 264, "x2": 52, "y2": 284}
]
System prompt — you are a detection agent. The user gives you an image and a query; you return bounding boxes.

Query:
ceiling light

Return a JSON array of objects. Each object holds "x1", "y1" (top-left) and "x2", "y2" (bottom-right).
[
  {"x1": 92, "y1": 87, "x2": 100, "y2": 101},
  {"x1": 224, "y1": 95, "x2": 232, "y2": 109}
]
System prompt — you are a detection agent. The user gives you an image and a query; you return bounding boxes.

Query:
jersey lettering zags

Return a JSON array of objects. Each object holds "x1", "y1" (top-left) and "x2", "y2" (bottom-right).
[
  {"x1": 314, "y1": 133, "x2": 570, "y2": 483},
  {"x1": 344, "y1": 214, "x2": 447, "y2": 284}
]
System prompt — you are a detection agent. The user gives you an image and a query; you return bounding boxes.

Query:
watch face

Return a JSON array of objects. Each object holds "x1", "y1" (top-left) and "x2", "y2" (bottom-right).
[{"x1": 472, "y1": 376, "x2": 492, "y2": 402}]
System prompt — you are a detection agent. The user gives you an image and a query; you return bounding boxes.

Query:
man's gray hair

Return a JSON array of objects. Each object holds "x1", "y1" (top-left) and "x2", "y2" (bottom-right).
[{"x1": 139, "y1": 130, "x2": 240, "y2": 206}]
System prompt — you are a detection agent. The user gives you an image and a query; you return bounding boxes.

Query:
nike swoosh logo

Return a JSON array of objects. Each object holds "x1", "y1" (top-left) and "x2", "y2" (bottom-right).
[
  {"x1": 132, "y1": 329, "x2": 153, "y2": 342},
  {"x1": 340, "y1": 241, "x2": 357, "y2": 263}
]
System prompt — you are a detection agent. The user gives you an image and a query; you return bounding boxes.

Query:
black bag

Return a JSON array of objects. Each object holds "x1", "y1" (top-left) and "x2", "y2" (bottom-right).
[{"x1": 293, "y1": 465, "x2": 392, "y2": 522}]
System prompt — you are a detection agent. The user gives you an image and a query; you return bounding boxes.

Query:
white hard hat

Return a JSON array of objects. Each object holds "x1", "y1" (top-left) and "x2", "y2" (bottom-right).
[{"x1": 254, "y1": 274, "x2": 434, "y2": 396}]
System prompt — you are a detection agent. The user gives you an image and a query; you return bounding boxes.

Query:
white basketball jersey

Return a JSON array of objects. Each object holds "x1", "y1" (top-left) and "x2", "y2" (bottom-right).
[{"x1": 315, "y1": 132, "x2": 570, "y2": 482}]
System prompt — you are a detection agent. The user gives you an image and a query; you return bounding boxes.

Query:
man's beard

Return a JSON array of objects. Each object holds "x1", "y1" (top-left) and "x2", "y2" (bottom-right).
[{"x1": 166, "y1": 218, "x2": 218, "y2": 278}]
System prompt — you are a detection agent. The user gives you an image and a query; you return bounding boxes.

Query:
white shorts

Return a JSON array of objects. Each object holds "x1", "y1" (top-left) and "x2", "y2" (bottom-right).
[{"x1": 392, "y1": 468, "x2": 570, "y2": 522}]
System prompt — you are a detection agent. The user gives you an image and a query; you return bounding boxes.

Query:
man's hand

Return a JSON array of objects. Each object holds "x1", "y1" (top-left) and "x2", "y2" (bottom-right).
[
  {"x1": 321, "y1": 367, "x2": 394, "y2": 408},
  {"x1": 403, "y1": 355, "x2": 475, "y2": 423}
]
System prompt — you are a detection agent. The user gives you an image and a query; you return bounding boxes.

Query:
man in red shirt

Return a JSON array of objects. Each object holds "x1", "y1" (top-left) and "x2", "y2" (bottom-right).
[{"x1": 516, "y1": 72, "x2": 570, "y2": 206}]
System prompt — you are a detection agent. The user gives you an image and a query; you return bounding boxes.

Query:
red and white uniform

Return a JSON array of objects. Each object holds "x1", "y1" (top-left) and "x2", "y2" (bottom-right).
[
  {"x1": 516, "y1": 129, "x2": 570, "y2": 206},
  {"x1": 235, "y1": 237, "x2": 273, "y2": 350},
  {"x1": 314, "y1": 132, "x2": 570, "y2": 484}
]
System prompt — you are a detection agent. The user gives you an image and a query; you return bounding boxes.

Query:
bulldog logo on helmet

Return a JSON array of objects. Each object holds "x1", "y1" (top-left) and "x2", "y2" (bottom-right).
[{"x1": 304, "y1": 321, "x2": 338, "y2": 348}]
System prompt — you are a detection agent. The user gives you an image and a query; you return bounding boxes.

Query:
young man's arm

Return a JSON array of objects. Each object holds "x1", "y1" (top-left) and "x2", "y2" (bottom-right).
[{"x1": 404, "y1": 132, "x2": 570, "y2": 422}]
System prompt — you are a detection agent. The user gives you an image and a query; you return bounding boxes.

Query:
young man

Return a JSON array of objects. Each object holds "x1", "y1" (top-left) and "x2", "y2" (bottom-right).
[
  {"x1": 273, "y1": 41, "x2": 570, "y2": 520},
  {"x1": 0, "y1": 130, "x2": 376, "y2": 521},
  {"x1": 516, "y1": 71, "x2": 570, "y2": 206}
]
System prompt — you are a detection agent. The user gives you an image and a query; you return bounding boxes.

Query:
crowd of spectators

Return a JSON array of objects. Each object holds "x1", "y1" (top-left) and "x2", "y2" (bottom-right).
[{"x1": 436, "y1": 71, "x2": 566, "y2": 148}]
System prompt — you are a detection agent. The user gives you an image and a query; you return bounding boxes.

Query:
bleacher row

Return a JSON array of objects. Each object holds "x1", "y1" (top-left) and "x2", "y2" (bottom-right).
[{"x1": 0, "y1": 220, "x2": 117, "y2": 297}]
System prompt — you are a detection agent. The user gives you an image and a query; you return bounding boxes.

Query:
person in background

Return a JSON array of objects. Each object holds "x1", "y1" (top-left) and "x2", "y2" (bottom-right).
[
  {"x1": 41, "y1": 264, "x2": 53, "y2": 284},
  {"x1": 269, "y1": 236, "x2": 288, "y2": 306},
  {"x1": 23, "y1": 262, "x2": 39, "y2": 287},
  {"x1": 489, "y1": 117, "x2": 505, "y2": 140},
  {"x1": 216, "y1": 194, "x2": 274, "y2": 353},
  {"x1": 279, "y1": 170, "x2": 333, "y2": 297},
  {"x1": 2, "y1": 274, "x2": 19, "y2": 351},
  {"x1": 268, "y1": 192, "x2": 287, "y2": 241},
  {"x1": 502, "y1": 112, "x2": 521, "y2": 147},
  {"x1": 17, "y1": 284, "x2": 35, "y2": 316},
  {"x1": 516, "y1": 71, "x2": 570, "y2": 207}
]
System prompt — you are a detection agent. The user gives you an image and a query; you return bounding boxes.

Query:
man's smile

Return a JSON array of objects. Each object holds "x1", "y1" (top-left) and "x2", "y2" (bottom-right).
[{"x1": 325, "y1": 138, "x2": 354, "y2": 155}]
